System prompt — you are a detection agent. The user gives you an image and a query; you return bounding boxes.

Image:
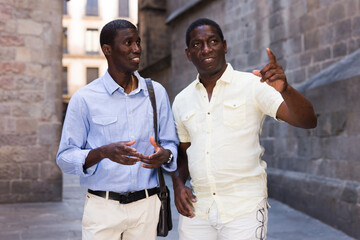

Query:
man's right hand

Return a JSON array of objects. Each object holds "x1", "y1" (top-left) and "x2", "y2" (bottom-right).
[
  {"x1": 102, "y1": 140, "x2": 141, "y2": 165},
  {"x1": 173, "y1": 182, "x2": 197, "y2": 218}
]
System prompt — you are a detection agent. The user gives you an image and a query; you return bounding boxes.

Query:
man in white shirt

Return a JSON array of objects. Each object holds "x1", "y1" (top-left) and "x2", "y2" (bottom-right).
[{"x1": 171, "y1": 18, "x2": 317, "y2": 240}]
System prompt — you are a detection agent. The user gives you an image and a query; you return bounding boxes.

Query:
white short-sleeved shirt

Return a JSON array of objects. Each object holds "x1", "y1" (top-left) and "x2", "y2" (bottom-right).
[{"x1": 172, "y1": 64, "x2": 284, "y2": 223}]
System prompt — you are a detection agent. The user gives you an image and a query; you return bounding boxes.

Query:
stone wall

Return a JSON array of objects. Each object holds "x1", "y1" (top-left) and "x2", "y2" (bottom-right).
[
  {"x1": 0, "y1": 0, "x2": 63, "y2": 203},
  {"x1": 138, "y1": 0, "x2": 360, "y2": 238}
]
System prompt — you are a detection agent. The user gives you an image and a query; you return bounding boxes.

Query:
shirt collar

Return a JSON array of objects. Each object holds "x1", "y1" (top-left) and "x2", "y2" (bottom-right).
[
  {"x1": 195, "y1": 63, "x2": 234, "y2": 87},
  {"x1": 103, "y1": 70, "x2": 147, "y2": 96}
]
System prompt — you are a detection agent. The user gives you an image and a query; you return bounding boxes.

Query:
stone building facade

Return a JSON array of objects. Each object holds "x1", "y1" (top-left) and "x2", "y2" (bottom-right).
[
  {"x1": 138, "y1": 0, "x2": 360, "y2": 238},
  {"x1": 0, "y1": 0, "x2": 63, "y2": 203}
]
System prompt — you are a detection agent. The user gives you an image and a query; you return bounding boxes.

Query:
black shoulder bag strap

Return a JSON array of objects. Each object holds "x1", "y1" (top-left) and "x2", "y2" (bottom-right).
[
  {"x1": 144, "y1": 78, "x2": 166, "y2": 194},
  {"x1": 145, "y1": 78, "x2": 173, "y2": 236}
]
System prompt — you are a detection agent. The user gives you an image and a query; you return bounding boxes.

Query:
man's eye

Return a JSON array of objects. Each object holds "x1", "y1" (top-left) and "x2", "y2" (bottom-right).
[
  {"x1": 210, "y1": 40, "x2": 217, "y2": 44},
  {"x1": 193, "y1": 43, "x2": 199, "y2": 47},
  {"x1": 125, "y1": 41, "x2": 131, "y2": 45}
]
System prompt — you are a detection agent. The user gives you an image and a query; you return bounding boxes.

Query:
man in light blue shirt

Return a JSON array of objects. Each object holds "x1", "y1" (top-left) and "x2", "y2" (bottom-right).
[{"x1": 56, "y1": 19, "x2": 178, "y2": 240}]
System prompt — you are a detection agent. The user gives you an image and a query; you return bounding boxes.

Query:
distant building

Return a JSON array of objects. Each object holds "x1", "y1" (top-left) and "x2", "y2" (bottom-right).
[{"x1": 62, "y1": 0, "x2": 138, "y2": 104}]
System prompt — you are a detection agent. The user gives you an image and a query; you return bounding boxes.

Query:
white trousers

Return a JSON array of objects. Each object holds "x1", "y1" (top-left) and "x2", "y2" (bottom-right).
[
  {"x1": 82, "y1": 192, "x2": 161, "y2": 240},
  {"x1": 179, "y1": 199, "x2": 269, "y2": 240}
]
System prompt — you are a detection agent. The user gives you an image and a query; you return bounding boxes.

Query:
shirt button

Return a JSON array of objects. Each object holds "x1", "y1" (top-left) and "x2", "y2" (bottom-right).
[
  {"x1": 213, "y1": 192, "x2": 216, "y2": 195},
  {"x1": 207, "y1": 112, "x2": 210, "y2": 115}
]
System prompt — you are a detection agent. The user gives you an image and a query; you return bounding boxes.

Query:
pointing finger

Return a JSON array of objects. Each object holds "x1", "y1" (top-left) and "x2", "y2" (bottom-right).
[{"x1": 267, "y1": 48, "x2": 277, "y2": 64}]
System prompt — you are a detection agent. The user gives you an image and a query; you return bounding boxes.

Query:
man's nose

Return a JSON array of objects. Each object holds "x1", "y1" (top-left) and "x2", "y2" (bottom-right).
[
  {"x1": 202, "y1": 42, "x2": 211, "y2": 54},
  {"x1": 132, "y1": 43, "x2": 141, "y2": 53}
]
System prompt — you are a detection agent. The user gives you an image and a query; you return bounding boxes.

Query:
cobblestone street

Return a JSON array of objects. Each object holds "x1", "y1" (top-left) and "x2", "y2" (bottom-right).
[{"x1": 0, "y1": 173, "x2": 355, "y2": 240}]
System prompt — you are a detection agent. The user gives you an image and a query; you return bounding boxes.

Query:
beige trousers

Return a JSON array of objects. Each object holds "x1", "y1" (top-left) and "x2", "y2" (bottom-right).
[
  {"x1": 179, "y1": 199, "x2": 269, "y2": 240},
  {"x1": 82, "y1": 192, "x2": 161, "y2": 240}
]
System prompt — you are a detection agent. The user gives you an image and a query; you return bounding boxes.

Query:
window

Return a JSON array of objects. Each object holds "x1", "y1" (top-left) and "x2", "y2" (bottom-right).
[
  {"x1": 86, "y1": 67, "x2": 99, "y2": 83},
  {"x1": 86, "y1": 0, "x2": 98, "y2": 16},
  {"x1": 119, "y1": 0, "x2": 129, "y2": 17},
  {"x1": 62, "y1": 67, "x2": 68, "y2": 94},
  {"x1": 85, "y1": 29, "x2": 99, "y2": 54},
  {"x1": 63, "y1": 0, "x2": 68, "y2": 15},
  {"x1": 62, "y1": 28, "x2": 68, "y2": 53}
]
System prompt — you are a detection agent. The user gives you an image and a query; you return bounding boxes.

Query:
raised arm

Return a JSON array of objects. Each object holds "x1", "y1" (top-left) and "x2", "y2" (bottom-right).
[{"x1": 253, "y1": 48, "x2": 317, "y2": 129}]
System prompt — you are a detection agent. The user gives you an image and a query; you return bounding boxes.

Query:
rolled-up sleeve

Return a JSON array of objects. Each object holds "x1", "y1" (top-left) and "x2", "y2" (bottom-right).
[
  {"x1": 56, "y1": 92, "x2": 96, "y2": 177},
  {"x1": 155, "y1": 83, "x2": 179, "y2": 172}
]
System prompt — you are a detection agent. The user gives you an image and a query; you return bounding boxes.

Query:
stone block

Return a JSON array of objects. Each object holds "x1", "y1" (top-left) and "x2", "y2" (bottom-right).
[
  {"x1": 341, "y1": 181, "x2": 358, "y2": 204},
  {"x1": 286, "y1": 36, "x2": 302, "y2": 55},
  {"x1": 24, "y1": 36, "x2": 43, "y2": 49},
  {"x1": 13, "y1": 146, "x2": 50, "y2": 163},
  {"x1": 0, "y1": 47, "x2": 15, "y2": 61},
  {"x1": 0, "y1": 181, "x2": 10, "y2": 195},
  {"x1": 300, "y1": 14, "x2": 316, "y2": 32},
  {"x1": 15, "y1": 48, "x2": 31, "y2": 62},
  {"x1": 11, "y1": 180, "x2": 31, "y2": 194},
  {"x1": 313, "y1": 47, "x2": 331, "y2": 62},
  {"x1": 20, "y1": 163, "x2": 39, "y2": 179},
  {"x1": 16, "y1": 75, "x2": 44, "y2": 90},
  {"x1": 15, "y1": 118, "x2": 37, "y2": 134},
  {"x1": 270, "y1": 25, "x2": 286, "y2": 42},
  {"x1": 25, "y1": 63, "x2": 42, "y2": 78},
  {"x1": 40, "y1": 162, "x2": 62, "y2": 180},
  {"x1": 18, "y1": 91, "x2": 44, "y2": 103},
  {"x1": 38, "y1": 123, "x2": 61, "y2": 146},
  {"x1": 288, "y1": 1, "x2": 306, "y2": 19},
  {"x1": 247, "y1": 50, "x2": 261, "y2": 67},
  {"x1": 304, "y1": 30, "x2": 319, "y2": 50},
  {"x1": 0, "y1": 133, "x2": 37, "y2": 146},
  {"x1": 0, "y1": 163, "x2": 20, "y2": 180},
  {"x1": 17, "y1": 19, "x2": 43, "y2": 36},
  {"x1": 346, "y1": 111, "x2": 360, "y2": 134},
  {"x1": 12, "y1": 102, "x2": 42, "y2": 118},
  {"x1": 353, "y1": 16, "x2": 360, "y2": 36},
  {"x1": 328, "y1": 2, "x2": 345, "y2": 23},
  {"x1": 307, "y1": 64, "x2": 321, "y2": 78},
  {"x1": 269, "y1": 11, "x2": 283, "y2": 29},
  {"x1": 334, "y1": 19, "x2": 351, "y2": 42},
  {"x1": 0, "y1": 62, "x2": 25, "y2": 75},
  {"x1": 0, "y1": 35, "x2": 24, "y2": 46},
  {"x1": 0, "y1": 104, "x2": 10, "y2": 116},
  {"x1": 0, "y1": 76, "x2": 15, "y2": 90},
  {"x1": 306, "y1": 0, "x2": 319, "y2": 11}
]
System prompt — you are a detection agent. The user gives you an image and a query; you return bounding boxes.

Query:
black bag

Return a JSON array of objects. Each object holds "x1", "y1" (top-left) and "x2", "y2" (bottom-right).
[
  {"x1": 156, "y1": 168, "x2": 173, "y2": 236},
  {"x1": 145, "y1": 78, "x2": 173, "y2": 237}
]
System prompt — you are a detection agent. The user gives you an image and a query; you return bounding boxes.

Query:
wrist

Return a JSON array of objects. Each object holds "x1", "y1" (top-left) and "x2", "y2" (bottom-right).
[
  {"x1": 165, "y1": 149, "x2": 173, "y2": 164},
  {"x1": 280, "y1": 82, "x2": 289, "y2": 94}
]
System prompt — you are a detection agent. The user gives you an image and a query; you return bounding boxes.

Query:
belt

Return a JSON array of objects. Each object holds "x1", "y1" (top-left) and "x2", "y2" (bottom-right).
[{"x1": 88, "y1": 187, "x2": 160, "y2": 204}]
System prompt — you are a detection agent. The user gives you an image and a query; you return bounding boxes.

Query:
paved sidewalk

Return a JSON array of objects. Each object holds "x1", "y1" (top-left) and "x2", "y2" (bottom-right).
[{"x1": 0, "y1": 173, "x2": 355, "y2": 240}]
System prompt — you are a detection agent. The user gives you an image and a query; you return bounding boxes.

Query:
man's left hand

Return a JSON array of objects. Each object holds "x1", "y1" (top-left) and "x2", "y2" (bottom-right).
[
  {"x1": 252, "y1": 48, "x2": 288, "y2": 93},
  {"x1": 140, "y1": 136, "x2": 171, "y2": 169}
]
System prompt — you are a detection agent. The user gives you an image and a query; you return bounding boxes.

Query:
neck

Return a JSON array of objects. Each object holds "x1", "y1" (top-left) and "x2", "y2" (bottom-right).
[{"x1": 108, "y1": 69, "x2": 137, "y2": 94}]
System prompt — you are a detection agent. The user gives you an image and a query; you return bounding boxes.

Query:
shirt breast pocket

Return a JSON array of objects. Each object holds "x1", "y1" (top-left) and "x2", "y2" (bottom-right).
[
  {"x1": 181, "y1": 110, "x2": 198, "y2": 135},
  {"x1": 223, "y1": 100, "x2": 246, "y2": 129},
  {"x1": 92, "y1": 116, "x2": 118, "y2": 144}
]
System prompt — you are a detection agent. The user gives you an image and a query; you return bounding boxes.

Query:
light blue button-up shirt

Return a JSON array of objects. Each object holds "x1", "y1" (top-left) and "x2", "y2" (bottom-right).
[{"x1": 56, "y1": 71, "x2": 179, "y2": 193}]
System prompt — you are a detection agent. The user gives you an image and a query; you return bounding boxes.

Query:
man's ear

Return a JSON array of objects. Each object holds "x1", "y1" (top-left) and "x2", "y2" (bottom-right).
[
  {"x1": 102, "y1": 44, "x2": 112, "y2": 56},
  {"x1": 223, "y1": 40, "x2": 227, "y2": 54},
  {"x1": 185, "y1": 48, "x2": 192, "y2": 62}
]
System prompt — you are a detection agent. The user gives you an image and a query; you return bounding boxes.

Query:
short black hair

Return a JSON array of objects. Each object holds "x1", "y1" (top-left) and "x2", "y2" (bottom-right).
[
  {"x1": 185, "y1": 18, "x2": 224, "y2": 47},
  {"x1": 100, "y1": 19, "x2": 137, "y2": 47}
]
